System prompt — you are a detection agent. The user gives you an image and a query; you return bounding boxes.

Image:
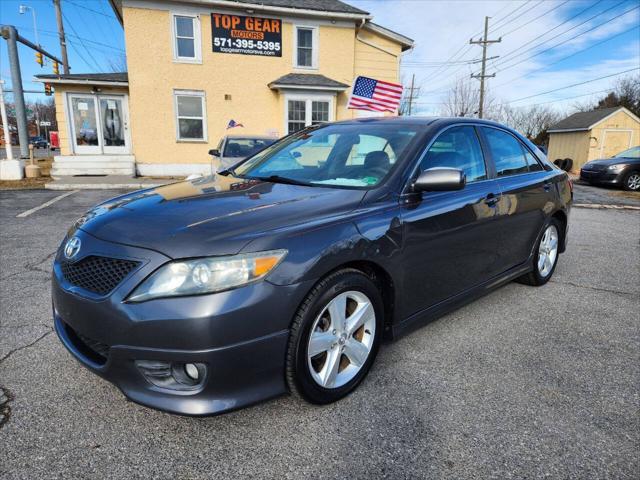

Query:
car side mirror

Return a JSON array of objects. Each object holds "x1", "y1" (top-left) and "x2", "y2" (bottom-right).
[
  {"x1": 413, "y1": 168, "x2": 466, "y2": 192},
  {"x1": 209, "y1": 149, "x2": 220, "y2": 157}
]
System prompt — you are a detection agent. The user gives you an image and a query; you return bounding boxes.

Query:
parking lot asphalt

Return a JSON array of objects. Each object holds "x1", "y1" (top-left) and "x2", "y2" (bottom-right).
[
  {"x1": 1, "y1": 187, "x2": 638, "y2": 479},
  {"x1": 572, "y1": 179, "x2": 640, "y2": 208}
]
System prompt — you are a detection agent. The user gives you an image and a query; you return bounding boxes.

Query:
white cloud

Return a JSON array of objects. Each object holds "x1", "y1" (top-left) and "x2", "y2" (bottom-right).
[{"x1": 350, "y1": 0, "x2": 640, "y2": 115}]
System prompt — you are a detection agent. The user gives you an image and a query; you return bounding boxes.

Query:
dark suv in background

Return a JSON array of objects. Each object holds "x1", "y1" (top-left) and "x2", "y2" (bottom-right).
[{"x1": 52, "y1": 117, "x2": 572, "y2": 416}]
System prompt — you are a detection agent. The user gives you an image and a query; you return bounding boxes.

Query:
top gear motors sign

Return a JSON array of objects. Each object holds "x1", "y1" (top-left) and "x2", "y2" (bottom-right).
[{"x1": 212, "y1": 13, "x2": 282, "y2": 57}]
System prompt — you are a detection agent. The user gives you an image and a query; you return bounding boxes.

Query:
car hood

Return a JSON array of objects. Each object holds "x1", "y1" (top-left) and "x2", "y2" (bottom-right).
[
  {"x1": 76, "y1": 175, "x2": 366, "y2": 258},
  {"x1": 586, "y1": 157, "x2": 638, "y2": 167}
]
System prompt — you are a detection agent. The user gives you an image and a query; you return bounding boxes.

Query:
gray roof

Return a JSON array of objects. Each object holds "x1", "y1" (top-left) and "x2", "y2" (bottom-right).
[
  {"x1": 109, "y1": 0, "x2": 368, "y2": 21},
  {"x1": 548, "y1": 107, "x2": 622, "y2": 132},
  {"x1": 35, "y1": 72, "x2": 128, "y2": 83},
  {"x1": 269, "y1": 73, "x2": 350, "y2": 90},
  {"x1": 219, "y1": 0, "x2": 368, "y2": 14}
]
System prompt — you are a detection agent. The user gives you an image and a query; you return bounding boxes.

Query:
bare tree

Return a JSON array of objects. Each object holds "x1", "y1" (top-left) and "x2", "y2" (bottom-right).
[
  {"x1": 572, "y1": 74, "x2": 640, "y2": 117},
  {"x1": 439, "y1": 77, "x2": 501, "y2": 118},
  {"x1": 493, "y1": 104, "x2": 562, "y2": 145},
  {"x1": 439, "y1": 78, "x2": 479, "y2": 117}
]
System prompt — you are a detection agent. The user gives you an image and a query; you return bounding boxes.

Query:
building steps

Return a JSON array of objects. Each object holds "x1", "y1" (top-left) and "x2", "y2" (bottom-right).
[{"x1": 51, "y1": 155, "x2": 136, "y2": 179}]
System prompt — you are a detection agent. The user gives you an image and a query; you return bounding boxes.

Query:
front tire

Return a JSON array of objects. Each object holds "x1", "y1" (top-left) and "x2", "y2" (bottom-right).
[
  {"x1": 622, "y1": 171, "x2": 640, "y2": 191},
  {"x1": 286, "y1": 269, "x2": 383, "y2": 404},
  {"x1": 517, "y1": 219, "x2": 561, "y2": 286}
]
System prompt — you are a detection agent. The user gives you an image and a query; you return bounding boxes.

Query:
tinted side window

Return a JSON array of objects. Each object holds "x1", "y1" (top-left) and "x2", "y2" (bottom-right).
[
  {"x1": 421, "y1": 126, "x2": 486, "y2": 182},
  {"x1": 524, "y1": 149, "x2": 543, "y2": 172},
  {"x1": 483, "y1": 128, "x2": 529, "y2": 177}
]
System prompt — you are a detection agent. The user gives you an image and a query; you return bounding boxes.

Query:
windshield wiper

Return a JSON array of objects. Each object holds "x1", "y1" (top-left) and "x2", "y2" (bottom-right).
[{"x1": 252, "y1": 175, "x2": 312, "y2": 186}]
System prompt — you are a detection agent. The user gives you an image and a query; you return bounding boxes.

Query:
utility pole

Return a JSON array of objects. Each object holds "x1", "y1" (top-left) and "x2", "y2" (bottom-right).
[
  {"x1": 470, "y1": 16, "x2": 501, "y2": 118},
  {"x1": 53, "y1": 0, "x2": 70, "y2": 74},
  {"x1": 0, "y1": 80, "x2": 14, "y2": 163},
  {"x1": 407, "y1": 74, "x2": 415, "y2": 116}
]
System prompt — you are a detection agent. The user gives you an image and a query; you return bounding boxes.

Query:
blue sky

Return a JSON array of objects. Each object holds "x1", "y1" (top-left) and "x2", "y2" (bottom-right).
[
  {"x1": 0, "y1": 0, "x2": 125, "y2": 100},
  {"x1": 1, "y1": 0, "x2": 638, "y2": 112}
]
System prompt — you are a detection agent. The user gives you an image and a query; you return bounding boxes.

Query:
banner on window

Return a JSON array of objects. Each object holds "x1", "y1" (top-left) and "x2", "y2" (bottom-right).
[{"x1": 212, "y1": 13, "x2": 282, "y2": 57}]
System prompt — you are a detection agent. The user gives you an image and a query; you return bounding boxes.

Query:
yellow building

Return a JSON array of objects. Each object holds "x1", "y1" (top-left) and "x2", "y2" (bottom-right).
[
  {"x1": 36, "y1": 0, "x2": 413, "y2": 177},
  {"x1": 547, "y1": 106, "x2": 640, "y2": 173}
]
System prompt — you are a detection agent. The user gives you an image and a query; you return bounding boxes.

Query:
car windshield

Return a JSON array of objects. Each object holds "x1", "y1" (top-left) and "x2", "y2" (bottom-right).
[
  {"x1": 233, "y1": 123, "x2": 419, "y2": 188},
  {"x1": 224, "y1": 138, "x2": 275, "y2": 158},
  {"x1": 614, "y1": 146, "x2": 640, "y2": 159}
]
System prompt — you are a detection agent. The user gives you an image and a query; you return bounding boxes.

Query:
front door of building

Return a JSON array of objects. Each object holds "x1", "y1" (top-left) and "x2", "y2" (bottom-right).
[{"x1": 68, "y1": 94, "x2": 130, "y2": 155}]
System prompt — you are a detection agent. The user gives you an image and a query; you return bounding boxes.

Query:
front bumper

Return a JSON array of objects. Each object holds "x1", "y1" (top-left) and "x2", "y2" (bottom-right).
[
  {"x1": 579, "y1": 169, "x2": 623, "y2": 185},
  {"x1": 52, "y1": 229, "x2": 313, "y2": 416}
]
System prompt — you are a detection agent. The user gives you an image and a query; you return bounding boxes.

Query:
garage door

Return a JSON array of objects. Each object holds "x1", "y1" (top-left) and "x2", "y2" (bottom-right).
[{"x1": 601, "y1": 130, "x2": 632, "y2": 158}]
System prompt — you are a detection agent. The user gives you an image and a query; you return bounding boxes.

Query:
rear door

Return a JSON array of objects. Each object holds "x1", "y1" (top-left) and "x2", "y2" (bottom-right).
[
  {"x1": 400, "y1": 125, "x2": 503, "y2": 314},
  {"x1": 479, "y1": 127, "x2": 553, "y2": 272}
]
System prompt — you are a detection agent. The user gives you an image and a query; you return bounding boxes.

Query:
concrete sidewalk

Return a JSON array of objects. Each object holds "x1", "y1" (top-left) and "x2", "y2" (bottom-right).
[{"x1": 45, "y1": 175, "x2": 177, "y2": 190}]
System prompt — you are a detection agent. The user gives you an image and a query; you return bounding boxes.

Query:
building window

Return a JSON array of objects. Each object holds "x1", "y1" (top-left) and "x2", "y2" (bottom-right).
[
  {"x1": 294, "y1": 26, "x2": 317, "y2": 69},
  {"x1": 174, "y1": 90, "x2": 207, "y2": 141},
  {"x1": 286, "y1": 96, "x2": 332, "y2": 134},
  {"x1": 172, "y1": 14, "x2": 201, "y2": 63},
  {"x1": 311, "y1": 101, "x2": 329, "y2": 125}
]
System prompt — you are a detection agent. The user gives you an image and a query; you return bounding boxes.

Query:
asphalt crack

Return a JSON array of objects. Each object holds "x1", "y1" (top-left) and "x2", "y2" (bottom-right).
[
  {"x1": 549, "y1": 279, "x2": 637, "y2": 297},
  {"x1": 0, "y1": 250, "x2": 56, "y2": 281},
  {"x1": 0, "y1": 329, "x2": 53, "y2": 366}
]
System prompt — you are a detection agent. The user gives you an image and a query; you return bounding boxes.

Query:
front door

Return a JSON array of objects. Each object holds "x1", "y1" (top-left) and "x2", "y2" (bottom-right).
[
  {"x1": 400, "y1": 125, "x2": 503, "y2": 315},
  {"x1": 68, "y1": 94, "x2": 130, "y2": 155}
]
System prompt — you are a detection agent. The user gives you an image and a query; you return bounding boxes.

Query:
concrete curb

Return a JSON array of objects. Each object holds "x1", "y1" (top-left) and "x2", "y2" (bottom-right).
[{"x1": 574, "y1": 203, "x2": 640, "y2": 211}]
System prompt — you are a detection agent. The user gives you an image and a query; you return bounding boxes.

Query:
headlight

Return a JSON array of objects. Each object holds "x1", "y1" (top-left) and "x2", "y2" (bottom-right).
[
  {"x1": 128, "y1": 250, "x2": 287, "y2": 302},
  {"x1": 607, "y1": 164, "x2": 624, "y2": 172}
]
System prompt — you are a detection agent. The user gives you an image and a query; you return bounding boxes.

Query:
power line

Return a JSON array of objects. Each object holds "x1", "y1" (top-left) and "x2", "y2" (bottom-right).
[
  {"x1": 496, "y1": 0, "x2": 570, "y2": 38},
  {"x1": 490, "y1": 24, "x2": 640, "y2": 90},
  {"x1": 415, "y1": 1, "x2": 529, "y2": 86},
  {"x1": 490, "y1": 0, "x2": 622, "y2": 69},
  {"x1": 507, "y1": 67, "x2": 640, "y2": 103},
  {"x1": 14, "y1": 24, "x2": 125, "y2": 52},
  {"x1": 495, "y1": 7, "x2": 640, "y2": 74},
  {"x1": 489, "y1": 0, "x2": 546, "y2": 36},
  {"x1": 65, "y1": 0, "x2": 121, "y2": 20},
  {"x1": 62, "y1": 10, "x2": 104, "y2": 71}
]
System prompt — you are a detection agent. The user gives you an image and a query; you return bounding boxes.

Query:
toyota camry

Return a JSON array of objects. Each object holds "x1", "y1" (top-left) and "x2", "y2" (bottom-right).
[{"x1": 52, "y1": 117, "x2": 572, "y2": 416}]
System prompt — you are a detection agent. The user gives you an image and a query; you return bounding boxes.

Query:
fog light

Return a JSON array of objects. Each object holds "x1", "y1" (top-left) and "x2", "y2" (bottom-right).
[
  {"x1": 136, "y1": 360, "x2": 207, "y2": 391},
  {"x1": 185, "y1": 363, "x2": 199, "y2": 381}
]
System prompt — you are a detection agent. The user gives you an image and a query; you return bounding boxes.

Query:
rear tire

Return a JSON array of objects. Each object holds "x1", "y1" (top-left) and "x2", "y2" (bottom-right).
[
  {"x1": 516, "y1": 218, "x2": 561, "y2": 286},
  {"x1": 286, "y1": 269, "x2": 383, "y2": 404}
]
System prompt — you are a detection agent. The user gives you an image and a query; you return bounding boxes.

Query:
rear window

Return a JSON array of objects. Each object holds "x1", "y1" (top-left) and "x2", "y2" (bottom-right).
[
  {"x1": 482, "y1": 128, "x2": 530, "y2": 177},
  {"x1": 224, "y1": 138, "x2": 274, "y2": 157}
]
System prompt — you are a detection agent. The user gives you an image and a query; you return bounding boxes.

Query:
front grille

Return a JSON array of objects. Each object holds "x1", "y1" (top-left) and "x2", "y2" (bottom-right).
[
  {"x1": 61, "y1": 255, "x2": 140, "y2": 295},
  {"x1": 63, "y1": 322, "x2": 110, "y2": 365}
]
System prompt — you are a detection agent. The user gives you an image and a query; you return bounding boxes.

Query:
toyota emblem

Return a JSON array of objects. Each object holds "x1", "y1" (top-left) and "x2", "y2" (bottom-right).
[{"x1": 64, "y1": 236, "x2": 82, "y2": 260}]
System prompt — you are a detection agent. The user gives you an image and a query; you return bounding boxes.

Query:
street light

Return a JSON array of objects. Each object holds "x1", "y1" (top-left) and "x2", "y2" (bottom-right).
[{"x1": 18, "y1": 4, "x2": 40, "y2": 48}]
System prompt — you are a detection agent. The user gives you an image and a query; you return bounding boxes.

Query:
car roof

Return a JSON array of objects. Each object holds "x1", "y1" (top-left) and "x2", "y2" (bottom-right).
[
  {"x1": 330, "y1": 116, "x2": 508, "y2": 129},
  {"x1": 223, "y1": 135, "x2": 275, "y2": 140}
]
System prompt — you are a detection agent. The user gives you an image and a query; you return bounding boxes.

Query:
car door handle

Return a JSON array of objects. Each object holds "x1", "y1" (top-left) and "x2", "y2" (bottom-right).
[{"x1": 484, "y1": 193, "x2": 500, "y2": 207}]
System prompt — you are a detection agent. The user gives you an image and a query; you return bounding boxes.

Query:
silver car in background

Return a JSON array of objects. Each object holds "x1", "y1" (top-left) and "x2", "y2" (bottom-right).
[{"x1": 209, "y1": 135, "x2": 276, "y2": 171}]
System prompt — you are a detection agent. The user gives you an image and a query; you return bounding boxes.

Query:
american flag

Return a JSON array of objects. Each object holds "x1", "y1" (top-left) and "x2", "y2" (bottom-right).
[
  {"x1": 226, "y1": 119, "x2": 244, "y2": 129},
  {"x1": 348, "y1": 76, "x2": 403, "y2": 113}
]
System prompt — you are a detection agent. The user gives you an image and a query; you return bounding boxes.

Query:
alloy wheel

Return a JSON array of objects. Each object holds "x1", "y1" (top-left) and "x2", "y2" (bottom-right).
[
  {"x1": 537, "y1": 224, "x2": 559, "y2": 278},
  {"x1": 627, "y1": 173, "x2": 640, "y2": 191},
  {"x1": 307, "y1": 291, "x2": 376, "y2": 389}
]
